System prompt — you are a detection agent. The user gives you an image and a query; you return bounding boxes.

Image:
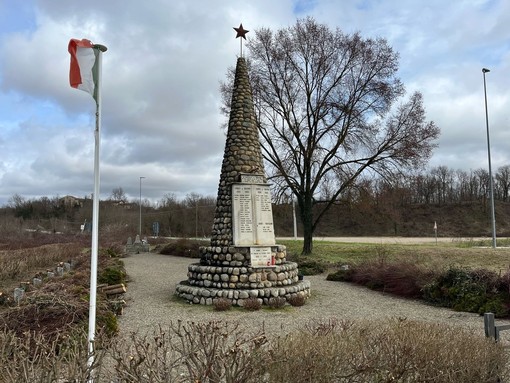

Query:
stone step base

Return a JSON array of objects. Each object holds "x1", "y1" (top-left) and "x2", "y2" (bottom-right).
[
  {"x1": 186, "y1": 261, "x2": 299, "y2": 289},
  {"x1": 199, "y1": 244, "x2": 287, "y2": 267},
  {"x1": 175, "y1": 279, "x2": 311, "y2": 307}
]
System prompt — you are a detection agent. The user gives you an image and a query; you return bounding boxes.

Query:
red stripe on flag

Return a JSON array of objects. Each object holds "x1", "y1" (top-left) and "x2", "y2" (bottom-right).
[{"x1": 68, "y1": 38, "x2": 94, "y2": 89}]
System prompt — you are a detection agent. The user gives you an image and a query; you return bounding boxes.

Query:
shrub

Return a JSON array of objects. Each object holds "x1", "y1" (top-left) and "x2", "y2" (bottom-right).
[
  {"x1": 480, "y1": 296, "x2": 509, "y2": 318},
  {"x1": 0, "y1": 292, "x2": 10, "y2": 306},
  {"x1": 423, "y1": 267, "x2": 510, "y2": 317},
  {"x1": 295, "y1": 257, "x2": 328, "y2": 275},
  {"x1": 326, "y1": 266, "x2": 353, "y2": 282},
  {"x1": 268, "y1": 297, "x2": 286, "y2": 309},
  {"x1": 243, "y1": 297, "x2": 262, "y2": 311},
  {"x1": 1, "y1": 319, "x2": 507, "y2": 382},
  {"x1": 264, "y1": 319, "x2": 508, "y2": 383},
  {"x1": 159, "y1": 238, "x2": 201, "y2": 258},
  {"x1": 98, "y1": 265, "x2": 126, "y2": 285},
  {"x1": 355, "y1": 260, "x2": 435, "y2": 298},
  {"x1": 328, "y1": 261, "x2": 510, "y2": 317},
  {"x1": 0, "y1": 328, "x2": 103, "y2": 381},
  {"x1": 103, "y1": 244, "x2": 124, "y2": 258},
  {"x1": 328, "y1": 259, "x2": 436, "y2": 299},
  {"x1": 105, "y1": 322, "x2": 268, "y2": 383},
  {"x1": 288, "y1": 294, "x2": 306, "y2": 307},
  {"x1": 97, "y1": 311, "x2": 119, "y2": 337},
  {"x1": 213, "y1": 297, "x2": 232, "y2": 311}
]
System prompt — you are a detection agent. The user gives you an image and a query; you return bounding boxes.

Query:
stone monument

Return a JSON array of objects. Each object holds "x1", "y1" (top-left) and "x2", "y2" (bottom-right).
[{"x1": 175, "y1": 50, "x2": 311, "y2": 306}]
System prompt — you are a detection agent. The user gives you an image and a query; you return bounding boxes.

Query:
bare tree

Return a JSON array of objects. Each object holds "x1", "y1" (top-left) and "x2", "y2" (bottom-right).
[
  {"x1": 431, "y1": 166, "x2": 454, "y2": 205},
  {"x1": 222, "y1": 18, "x2": 440, "y2": 254},
  {"x1": 8, "y1": 194, "x2": 33, "y2": 219},
  {"x1": 474, "y1": 168, "x2": 490, "y2": 207},
  {"x1": 109, "y1": 187, "x2": 127, "y2": 203},
  {"x1": 495, "y1": 165, "x2": 510, "y2": 202}
]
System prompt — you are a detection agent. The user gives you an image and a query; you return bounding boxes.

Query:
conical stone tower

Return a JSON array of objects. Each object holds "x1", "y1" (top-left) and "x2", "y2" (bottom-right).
[
  {"x1": 175, "y1": 57, "x2": 310, "y2": 306},
  {"x1": 210, "y1": 57, "x2": 266, "y2": 248}
]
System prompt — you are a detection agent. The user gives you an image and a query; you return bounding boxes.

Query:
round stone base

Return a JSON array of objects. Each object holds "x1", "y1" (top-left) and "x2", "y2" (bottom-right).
[
  {"x1": 186, "y1": 261, "x2": 300, "y2": 289},
  {"x1": 199, "y1": 244, "x2": 287, "y2": 267},
  {"x1": 175, "y1": 278, "x2": 311, "y2": 307},
  {"x1": 176, "y1": 244, "x2": 311, "y2": 307}
]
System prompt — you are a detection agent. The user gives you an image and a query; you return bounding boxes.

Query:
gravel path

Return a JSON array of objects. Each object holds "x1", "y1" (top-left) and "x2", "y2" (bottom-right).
[{"x1": 117, "y1": 252, "x2": 504, "y2": 337}]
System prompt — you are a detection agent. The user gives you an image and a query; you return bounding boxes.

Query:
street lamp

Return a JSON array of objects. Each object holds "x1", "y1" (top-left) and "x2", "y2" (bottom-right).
[
  {"x1": 482, "y1": 68, "x2": 496, "y2": 248},
  {"x1": 139, "y1": 176, "x2": 145, "y2": 237}
]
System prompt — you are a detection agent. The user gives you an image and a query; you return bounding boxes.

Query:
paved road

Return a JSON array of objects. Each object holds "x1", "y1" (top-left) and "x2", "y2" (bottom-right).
[{"x1": 278, "y1": 236, "x2": 504, "y2": 244}]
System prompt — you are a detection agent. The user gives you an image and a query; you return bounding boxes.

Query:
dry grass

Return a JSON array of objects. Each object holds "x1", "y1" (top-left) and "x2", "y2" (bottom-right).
[
  {"x1": 0, "y1": 243, "x2": 84, "y2": 289},
  {"x1": 2, "y1": 319, "x2": 505, "y2": 382},
  {"x1": 266, "y1": 318, "x2": 508, "y2": 383},
  {"x1": 0, "y1": 233, "x2": 126, "y2": 345}
]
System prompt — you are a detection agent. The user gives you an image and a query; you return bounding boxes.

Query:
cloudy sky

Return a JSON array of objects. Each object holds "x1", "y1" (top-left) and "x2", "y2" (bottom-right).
[{"x1": 0, "y1": 0, "x2": 509, "y2": 206}]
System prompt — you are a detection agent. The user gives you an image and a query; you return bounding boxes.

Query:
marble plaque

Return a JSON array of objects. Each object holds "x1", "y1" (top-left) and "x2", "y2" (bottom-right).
[
  {"x1": 232, "y1": 184, "x2": 276, "y2": 246},
  {"x1": 250, "y1": 246, "x2": 275, "y2": 268},
  {"x1": 240, "y1": 173, "x2": 265, "y2": 184}
]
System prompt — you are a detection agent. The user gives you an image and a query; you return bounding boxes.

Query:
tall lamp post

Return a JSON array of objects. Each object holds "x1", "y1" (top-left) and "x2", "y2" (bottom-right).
[
  {"x1": 139, "y1": 176, "x2": 145, "y2": 237},
  {"x1": 482, "y1": 68, "x2": 496, "y2": 248}
]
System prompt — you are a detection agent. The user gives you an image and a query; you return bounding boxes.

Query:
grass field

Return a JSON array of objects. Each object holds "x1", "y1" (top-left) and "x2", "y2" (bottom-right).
[{"x1": 279, "y1": 237, "x2": 510, "y2": 273}]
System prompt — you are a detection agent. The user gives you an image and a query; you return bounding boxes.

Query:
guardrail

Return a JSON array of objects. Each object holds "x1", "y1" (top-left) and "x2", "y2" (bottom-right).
[{"x1": 484, "y1": 312, "x2": 510, "y2": 342}]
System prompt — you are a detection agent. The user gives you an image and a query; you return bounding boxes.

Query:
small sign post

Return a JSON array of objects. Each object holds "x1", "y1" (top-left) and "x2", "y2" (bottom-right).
[{"x1": 152, "y1": 221, "x2": 160, "y2": 237}]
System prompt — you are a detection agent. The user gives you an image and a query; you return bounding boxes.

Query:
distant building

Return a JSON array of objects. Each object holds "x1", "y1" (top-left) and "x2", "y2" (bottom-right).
[{"x1": 59, "y1": 195, "x2": 83, "y2": 208}]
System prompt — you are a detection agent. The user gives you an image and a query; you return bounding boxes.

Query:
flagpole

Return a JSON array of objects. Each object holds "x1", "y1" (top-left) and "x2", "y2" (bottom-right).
[{"x1": 87, "y1": 43, "x2": 107, "y2": 376}]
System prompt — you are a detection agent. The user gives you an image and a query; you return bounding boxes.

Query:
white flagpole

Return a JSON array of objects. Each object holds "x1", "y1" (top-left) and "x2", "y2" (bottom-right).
[{"x1": 87, "y1": 43, "x2": 107, "y2": 376}]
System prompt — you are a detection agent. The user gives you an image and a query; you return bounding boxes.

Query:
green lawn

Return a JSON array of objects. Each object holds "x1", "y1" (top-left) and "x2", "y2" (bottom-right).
[{"x1": 280, "y1": 239, "x2": 510, "y2": 272}]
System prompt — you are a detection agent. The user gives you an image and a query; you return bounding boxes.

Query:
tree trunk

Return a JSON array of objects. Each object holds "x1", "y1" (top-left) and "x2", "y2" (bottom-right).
[
  {"x1": 302, "y1": 220, "x2": 314, "y2": 255},
  {"x1": 300, "y1": 196, "x2": 314, "y2": 255}
]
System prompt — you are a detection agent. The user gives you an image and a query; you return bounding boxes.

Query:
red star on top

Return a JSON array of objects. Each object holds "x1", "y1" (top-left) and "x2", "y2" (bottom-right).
[{"x1": 233, "y1": 24, "x2": 249, "y2": 39}]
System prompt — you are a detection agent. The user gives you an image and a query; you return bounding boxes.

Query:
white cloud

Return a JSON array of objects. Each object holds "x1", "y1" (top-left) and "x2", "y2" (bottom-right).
[{"x1": 0, "y1": 0, "x2": 510, "y2": 205}]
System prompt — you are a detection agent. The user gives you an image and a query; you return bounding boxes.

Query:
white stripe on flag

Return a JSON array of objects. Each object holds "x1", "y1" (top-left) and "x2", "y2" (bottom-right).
[{"x1": 75, "y1": 46, "x2": 96, "y2": 97}]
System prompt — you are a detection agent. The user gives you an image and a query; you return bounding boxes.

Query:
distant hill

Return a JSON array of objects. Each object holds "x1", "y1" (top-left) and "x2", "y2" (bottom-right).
[{"x1": 272, "y1": 201, "x2": 510, "y2": 238}]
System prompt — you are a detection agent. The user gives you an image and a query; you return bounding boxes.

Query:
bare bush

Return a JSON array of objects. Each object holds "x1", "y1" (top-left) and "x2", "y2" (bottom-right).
[
  {"x1": 265, "y1": 318, "x2": 508, "y2": 383},
  {"x1": 107, "y1": 327, "x2": 183, "y2": 382},
  {"x1": 329, "y1": 257, "x2": 437, "y2": 299},
  {"x1": 213, "y1": 298, "x2": 232, "y2": 311},
  {"x1": 267, "y1": 297, "x2": 286, "y2": 309},
  {"x1": 288, "y1": 294, "x2": 306, "y2": 307},
  {"x1": 1, "y1": 319, "x2": 507, "y2": 382},
  {"x1": 0, "y1": 328, "x2": 103, "y2": 382},
  {"x1": 105, "y1": 321, "x2": 268, "y2": 383},
  {"x1": 242, "y1": 297, "x2": 262, "y2": 311},
  {"x1": 104, "y1": 322, "x2": 268, "y2": 382},
  {"x1": 170, "y1": 321, "x2": 267, "y2": 383}
]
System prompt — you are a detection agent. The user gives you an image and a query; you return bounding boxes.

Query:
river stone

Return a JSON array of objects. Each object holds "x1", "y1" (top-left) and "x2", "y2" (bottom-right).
[
  {"x1": 239, "y1": 291, "x2": 249, "y2": 299},
  {"x1": 268, "y1": 271, "x2": 277, "y2": 281}
]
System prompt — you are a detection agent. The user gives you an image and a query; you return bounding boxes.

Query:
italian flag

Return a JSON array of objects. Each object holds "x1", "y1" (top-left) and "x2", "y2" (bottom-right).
[{"x1": 68, "y1": 38, "x2": 99, "y2": 103}]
